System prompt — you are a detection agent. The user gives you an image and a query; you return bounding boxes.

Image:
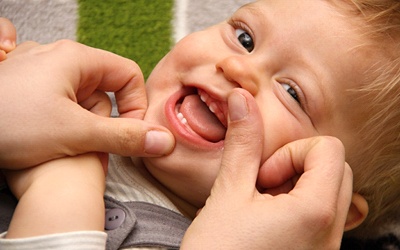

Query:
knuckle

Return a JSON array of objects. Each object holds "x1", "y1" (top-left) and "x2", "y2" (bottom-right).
[
  {"x1": 20, "y1": 40, "x2": 39, "y2": 47},
  {"x1": 312, "y1": 136, "x2": 345, "y2": 155},
  {"x1": 344, "y1": 162, "x2": 354, "y2": 179},
  {"x1": 319, "y1": 136, "x2": 344, "y2": 149},
  {"x1": 316, "y1": 208, "x2": 336, "y2": 229},
  {"x1": 297, "y1": 198, "x2": 337, "y2": 231},
  {"x1": 129, "y1": 60, "x2": 142, "y2": 74},
  {"x1": 53, "y1": 39, "x2": 77, "y2": 47},
  {"x1": 52, "y1": 39, "x2": 81, "y2": 53},
  {"x1": 306, "y1": 205, "x2": 336, "y2": 231},
  {"x1": 125, "y1": 61, "x2": 145, "y2": 86}
]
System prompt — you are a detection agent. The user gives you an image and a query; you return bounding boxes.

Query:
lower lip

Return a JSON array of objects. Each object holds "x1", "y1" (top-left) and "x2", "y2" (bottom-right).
[{"x1": 165, "y1": 88, "x2": 224, "y2": 149}]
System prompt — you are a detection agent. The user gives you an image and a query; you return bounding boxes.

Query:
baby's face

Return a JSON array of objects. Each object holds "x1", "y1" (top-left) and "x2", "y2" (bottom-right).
[{"x1": 142, "y1": 0, "x2": 373, "y2": 210}]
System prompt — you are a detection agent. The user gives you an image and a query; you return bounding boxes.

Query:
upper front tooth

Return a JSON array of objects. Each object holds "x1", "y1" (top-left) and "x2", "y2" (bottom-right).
[
  {"x1": 200, "y1": 94, "x2": 206, "y2": 103},
  {"x1": 199, "y1": 91, "x2": 208, "y2": 103},
  {"x1": 209, "y1": 102, "x2": 217, "y2": 113}
]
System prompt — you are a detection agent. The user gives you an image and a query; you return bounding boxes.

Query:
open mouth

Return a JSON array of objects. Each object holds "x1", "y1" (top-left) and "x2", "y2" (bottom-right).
[{"x1": 167, "y1": 88, "x2": 228, "y2": 144}]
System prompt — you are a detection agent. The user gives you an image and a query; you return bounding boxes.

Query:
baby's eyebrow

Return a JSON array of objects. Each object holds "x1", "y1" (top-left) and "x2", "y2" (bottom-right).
[
  {"x1": 245, "y1": 4, "x2": 264, "y2": 18},
  {"x1": 236, "y1": 3, "x2": 263, "y2": 16},
  {"x1": 232, "y1": 3, "x2": 268, "y2": 29}
]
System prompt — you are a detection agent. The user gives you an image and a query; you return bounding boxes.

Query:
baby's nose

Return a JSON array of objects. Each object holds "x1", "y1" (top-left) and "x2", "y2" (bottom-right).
[{"x1": 215, "y1": 55, "x2": 259, "y2": 96}]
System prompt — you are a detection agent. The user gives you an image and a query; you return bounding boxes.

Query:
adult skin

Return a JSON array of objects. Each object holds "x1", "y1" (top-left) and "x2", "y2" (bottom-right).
[
  {"x1": 0, "y1": 17, "x2": 352, "y2": 249},
  {"x1": 182, "y1": 89, "x2": 353, "y2": 249},
  {"x1": 0, "y1": 40, "x2": 175, "y2": 169}
]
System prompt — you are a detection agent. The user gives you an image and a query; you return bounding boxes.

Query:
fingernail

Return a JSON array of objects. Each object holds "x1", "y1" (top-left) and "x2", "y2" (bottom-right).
[
  {"x1": 228, "y1": 91, "x2": 248, "y2": 121},
  {"x1": 145, "y1": 130, "x2": 174, "y2": 155}
]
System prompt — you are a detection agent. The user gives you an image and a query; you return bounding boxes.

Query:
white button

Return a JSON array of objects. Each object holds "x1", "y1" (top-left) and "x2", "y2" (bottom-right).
[{"x1": 105, "y1": 208, "x2": 126, "y2": 230}]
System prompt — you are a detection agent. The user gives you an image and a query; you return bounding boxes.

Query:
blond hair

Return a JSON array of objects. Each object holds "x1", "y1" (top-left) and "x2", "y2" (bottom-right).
[{"x1": 337, "y1": 0, "x2": 400, "y2": 239}]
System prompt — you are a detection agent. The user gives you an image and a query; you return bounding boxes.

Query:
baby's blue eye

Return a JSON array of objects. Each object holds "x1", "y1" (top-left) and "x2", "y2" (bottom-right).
[
  {"x1": 282, "y1": 83, "x2": 300, "y2": 103},
  {"x1": 235, "y1": 28, "x2": 254, "y2": 52}
]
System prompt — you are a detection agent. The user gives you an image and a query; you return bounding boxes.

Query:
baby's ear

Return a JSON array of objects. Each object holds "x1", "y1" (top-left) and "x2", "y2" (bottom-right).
[{"x1": 344, "y1": 193, "x2": 369, "y2": 231}]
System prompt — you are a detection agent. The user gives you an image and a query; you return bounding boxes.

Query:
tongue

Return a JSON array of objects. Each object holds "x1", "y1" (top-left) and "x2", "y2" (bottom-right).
[{"x1": 180, "y1": 94, "x2": 226, "y2": 142}]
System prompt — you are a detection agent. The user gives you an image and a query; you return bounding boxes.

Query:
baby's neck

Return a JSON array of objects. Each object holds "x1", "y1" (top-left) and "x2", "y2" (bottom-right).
[{"x1": 132, "y1": 157, "x2": 198, "y2": 219}]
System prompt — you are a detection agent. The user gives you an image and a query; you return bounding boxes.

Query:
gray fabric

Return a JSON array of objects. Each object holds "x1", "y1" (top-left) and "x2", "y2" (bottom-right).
[
  {"x1": 0, "y1": 190, "x2": 190, "y2": 249},
  {"x1": 105, "y1": 196, "x2": 191, "y2": 250},
  {"x1": 0, "y1": 188, "x2": 17, "y2": 234}
]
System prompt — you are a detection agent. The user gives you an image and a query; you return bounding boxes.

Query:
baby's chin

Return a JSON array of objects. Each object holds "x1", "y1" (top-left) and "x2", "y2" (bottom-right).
[{"x1": 142, "y1": 150, "x2": 220, "y2": 183}]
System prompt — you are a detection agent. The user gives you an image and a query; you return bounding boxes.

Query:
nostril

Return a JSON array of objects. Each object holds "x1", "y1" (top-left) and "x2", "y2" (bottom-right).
[
  {"x1": 215, "y1": 64, "x2": 241, "y2": 90},
  {"x1": 215, "y1": 56, "x2": 259, "y2": 96}
]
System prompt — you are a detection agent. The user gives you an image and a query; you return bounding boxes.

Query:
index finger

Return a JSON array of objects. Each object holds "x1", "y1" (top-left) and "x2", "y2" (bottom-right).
[
  {"x1": 259, "y1": 137, "x2": 347, "y2": 203},
  {"x1": 37, "y1": 40, "x2": 147, "y2": 119},
  {"x1": 76, "y1": 43, "x2": 147, "y2": 119}
]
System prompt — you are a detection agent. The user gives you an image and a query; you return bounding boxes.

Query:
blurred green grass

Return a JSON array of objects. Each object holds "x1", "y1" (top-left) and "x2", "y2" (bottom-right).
[{"x1": 78, "y1": 0, "x2": 173, "y2": 79}]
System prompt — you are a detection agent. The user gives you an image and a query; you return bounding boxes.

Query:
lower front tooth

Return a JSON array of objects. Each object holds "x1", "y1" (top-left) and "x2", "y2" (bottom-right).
[{"x1": 177, "y1": 113, "x2": 187, "y2": 124}]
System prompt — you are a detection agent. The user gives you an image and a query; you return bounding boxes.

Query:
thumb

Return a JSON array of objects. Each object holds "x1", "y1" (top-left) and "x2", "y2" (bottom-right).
[
  {"x1": 68, "y1": 109, "x2": 175, "y2": 157},
  {"x1": 212, "y1": 88, "x2": 264, "y2": 197}
]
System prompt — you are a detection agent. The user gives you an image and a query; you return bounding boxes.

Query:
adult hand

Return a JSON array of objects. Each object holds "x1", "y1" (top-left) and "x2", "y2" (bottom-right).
[
  {"x1": 0, "y1": 40, "x2": 174, "y2": 169},
  {"x1": 0, "y1": 17, "x2": 17, "y2": 61},
  {"x1": 181, "y1": 88, "x2": 353, "y2": 249}
]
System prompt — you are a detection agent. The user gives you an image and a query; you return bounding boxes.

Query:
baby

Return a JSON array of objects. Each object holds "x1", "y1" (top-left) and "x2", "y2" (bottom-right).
[
  {"x1": 141, "y1": 0, "x2": 400, "y2": 239},
  {"x1": 1, "y1": 0, "x2": 399, "y2": 249}
]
